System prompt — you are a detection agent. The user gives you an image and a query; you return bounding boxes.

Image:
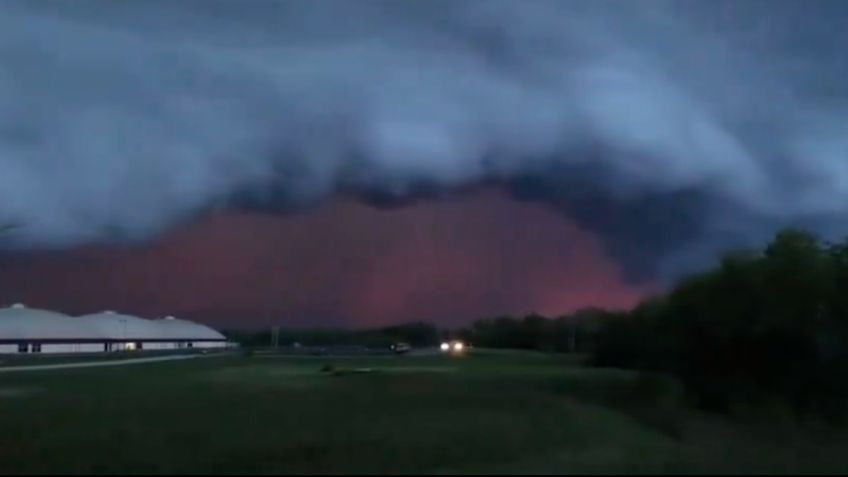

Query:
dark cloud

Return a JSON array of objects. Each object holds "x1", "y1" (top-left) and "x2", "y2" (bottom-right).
[
  {"x1": 0, "y1": 195, "x2": 651, "y2": 327},
  {"x1": 1, "y1": 0, "x2": 847, "y2": 280}
]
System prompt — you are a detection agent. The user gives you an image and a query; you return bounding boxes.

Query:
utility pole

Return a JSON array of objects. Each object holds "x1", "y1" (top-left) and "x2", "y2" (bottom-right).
[{"x1": 271, "y1": 326, "x2": 280, "y2": 349}]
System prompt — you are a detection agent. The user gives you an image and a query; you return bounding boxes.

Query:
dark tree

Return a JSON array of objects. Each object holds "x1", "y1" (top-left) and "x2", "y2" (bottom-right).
[{"x1": 591, "y1": 228, "x2": 848, "y2": 414}]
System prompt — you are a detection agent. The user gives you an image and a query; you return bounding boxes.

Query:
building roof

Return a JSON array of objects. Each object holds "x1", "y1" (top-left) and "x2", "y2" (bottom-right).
[
  {"x1": 156, "y1": 316, "x2": 226, "y2": 340},
  {"x1": 76, "y1": 311, "x2": 170, "y2": 340},
  {"x1": 0, "y1": 304, "x2": 225, "y2": 341},
  {"x1": 0, "y1": 305, "x2": 84, "y2": 340}
]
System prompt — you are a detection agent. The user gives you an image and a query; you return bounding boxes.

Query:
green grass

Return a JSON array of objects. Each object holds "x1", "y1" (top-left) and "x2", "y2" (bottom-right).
[{"x1": 0, "y1": 350, "x2": 846, "y2": 474}]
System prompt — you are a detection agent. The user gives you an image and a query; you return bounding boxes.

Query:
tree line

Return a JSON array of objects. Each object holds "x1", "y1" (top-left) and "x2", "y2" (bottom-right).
[
  {"x1": 455, "y1": 308, "x2": 613, "y2": 353},
  {"x1": 592, "y1": 229, "x2": 848, "y2": 414},
  {"x1": 226, "y1": 321, "x2": 440, "y2": 349}
]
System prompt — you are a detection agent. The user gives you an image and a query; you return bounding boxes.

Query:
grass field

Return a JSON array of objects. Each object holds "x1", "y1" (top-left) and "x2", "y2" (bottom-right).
[{"x1": 0, "y1": 350, "x2": 846, "y2": 474}]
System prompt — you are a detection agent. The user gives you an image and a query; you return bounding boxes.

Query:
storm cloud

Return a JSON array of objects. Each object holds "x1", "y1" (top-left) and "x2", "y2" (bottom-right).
[{"x1": 1, "y1": 0, "x2": 847, "y2": 280}]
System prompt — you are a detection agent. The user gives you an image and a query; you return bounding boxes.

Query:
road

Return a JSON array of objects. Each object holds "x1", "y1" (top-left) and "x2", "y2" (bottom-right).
[{"x1": 0, "y1": 352, "x2": 229, "y2": 373}]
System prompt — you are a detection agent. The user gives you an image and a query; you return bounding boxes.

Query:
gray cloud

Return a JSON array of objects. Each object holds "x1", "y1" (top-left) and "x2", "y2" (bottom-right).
[{"x1": 1, "y1": 0, "x2": 847, "y2": 280}]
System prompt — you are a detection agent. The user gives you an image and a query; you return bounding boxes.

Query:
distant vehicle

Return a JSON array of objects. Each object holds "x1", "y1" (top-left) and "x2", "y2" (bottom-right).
[
  {"x1": 391, "y1": 342, "x2": 411, "y2": 354},
  {"x1": 440, "y1": 340, "x2": 466, "y2": 355}
]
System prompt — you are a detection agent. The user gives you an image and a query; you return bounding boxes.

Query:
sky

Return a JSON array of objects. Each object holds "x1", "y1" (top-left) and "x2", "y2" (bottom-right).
[{"x1": 1, "y1": 1, "x2": 847, "y2": 327}]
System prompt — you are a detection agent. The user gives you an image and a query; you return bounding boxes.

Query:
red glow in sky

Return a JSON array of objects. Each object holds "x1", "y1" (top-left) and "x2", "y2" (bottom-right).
[{"x1": 0, "y1": 191, "x2": 651, "y2": 328}]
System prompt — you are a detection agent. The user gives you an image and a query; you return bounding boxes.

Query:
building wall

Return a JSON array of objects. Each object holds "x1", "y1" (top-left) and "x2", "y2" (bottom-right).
[
  {"x1": 79, "y1": 343, "x2": 106, "y2": 353},
  {"x1": 40, "y1": 343, "x2": 105, "y2": 353},
  {"x1": 0, "y1": 341, "x2": 229, "y2": 354},
  {"x1": 143, "y1": 342, "x2": 178, "y2": 350},
  {"x1": 0, "y1": 344, "x2": 18, "y2": 354},
  {"x1": 193, "y1": 341, "x2": 228, "y2": 349},
  {"x1": 41, "y1": 344, "x2": 75, "y2": 353}
]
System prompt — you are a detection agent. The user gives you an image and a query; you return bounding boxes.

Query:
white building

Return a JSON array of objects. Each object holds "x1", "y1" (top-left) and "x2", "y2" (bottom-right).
[{"x1": 0, "y1": 304, "x2": 231, "y2": 354}]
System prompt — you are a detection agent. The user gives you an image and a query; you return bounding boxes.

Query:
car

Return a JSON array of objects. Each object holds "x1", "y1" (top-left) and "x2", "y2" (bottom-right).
[
  {"x1": 440, "y1": 340, "x2": 466, "y2": 354},
  {"x1": 391, "y1": 342, "x2": 411, "y2": 354}
]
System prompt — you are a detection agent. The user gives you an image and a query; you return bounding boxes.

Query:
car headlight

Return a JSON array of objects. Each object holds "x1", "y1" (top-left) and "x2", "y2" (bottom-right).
[
  {"x1": 452, "y1": 342, "x2": 464, "y2": 352},
  {"x1": 440, "y1": 342, "x2": 450, "y2": 352}
]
